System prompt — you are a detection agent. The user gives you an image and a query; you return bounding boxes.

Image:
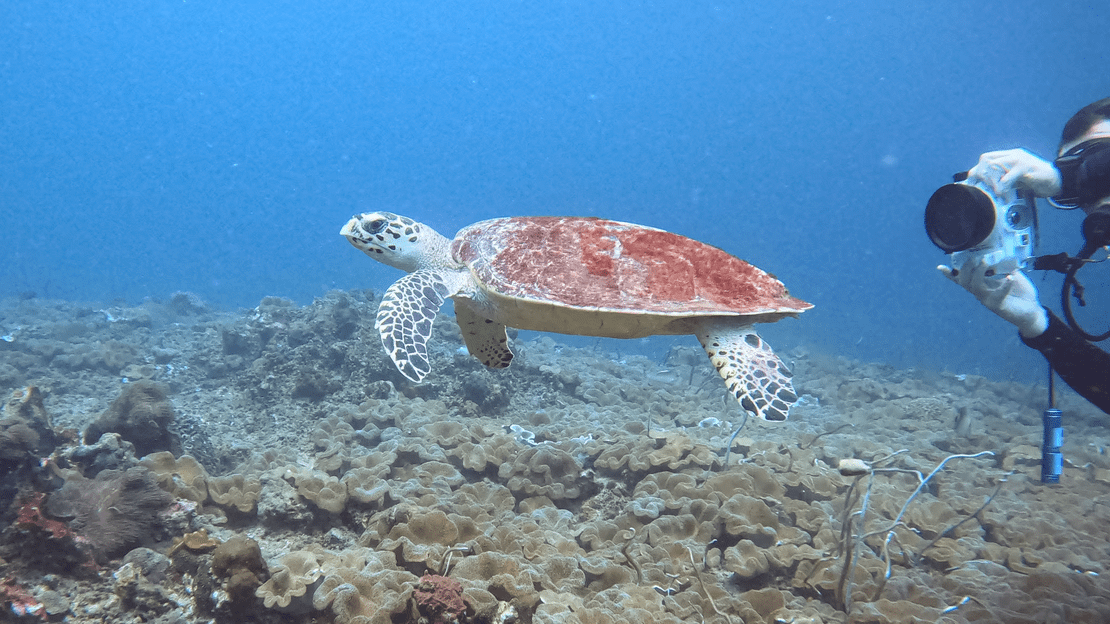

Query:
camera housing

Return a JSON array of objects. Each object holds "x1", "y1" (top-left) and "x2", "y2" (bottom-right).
[{"x1": 925, "y1": 172, "x2": 1038, "y2": 275}]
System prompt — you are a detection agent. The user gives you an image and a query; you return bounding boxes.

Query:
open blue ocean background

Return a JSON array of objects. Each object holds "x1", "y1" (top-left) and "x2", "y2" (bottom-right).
[{"x1": 2, "y1": 1, "x2": 1108, "y2": 383}]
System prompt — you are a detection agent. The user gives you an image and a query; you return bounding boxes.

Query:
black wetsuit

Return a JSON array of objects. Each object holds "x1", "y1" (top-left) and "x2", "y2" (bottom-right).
[{"x1": 1022, "y1": 309, "x2": 1110, "y2": 414}]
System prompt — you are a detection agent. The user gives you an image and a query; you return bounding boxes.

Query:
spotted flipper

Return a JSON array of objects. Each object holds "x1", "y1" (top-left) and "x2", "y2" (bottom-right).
[
  {"x1": 696, "y1": 320, "x2": 797, "y2": 421},
  {"x1": 376, "y1": 269, "x2": 456, "y2": 382},
  {"x1": 454, "y1": 301, "x2": 514, "y2": 370}
]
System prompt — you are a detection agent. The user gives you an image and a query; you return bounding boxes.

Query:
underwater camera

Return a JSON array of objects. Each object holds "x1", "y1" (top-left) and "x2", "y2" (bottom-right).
[{"x1": 924, "y1": 171, "x2": 1038, "y2": 275}]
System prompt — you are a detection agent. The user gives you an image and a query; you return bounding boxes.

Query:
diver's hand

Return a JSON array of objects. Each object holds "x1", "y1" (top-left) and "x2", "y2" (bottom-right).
[
  {"x1": 967, "y1": 148, "x2": 1062, "y2": 198},
  {"x1": 938, "y1": 258, "x2": 1049, "y2": 338}
]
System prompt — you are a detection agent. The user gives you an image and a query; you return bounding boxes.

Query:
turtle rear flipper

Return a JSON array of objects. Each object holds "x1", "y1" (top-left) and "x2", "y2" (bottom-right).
[
  {"x1": 454, "y1": 301, "x2": 514, "y2": 370},
  {"x1": 696, "y1": 320, "x2": 797, "y2": 421},
  {"x1": 377, "y1": 269, "x2": 459, "y2": 382}
]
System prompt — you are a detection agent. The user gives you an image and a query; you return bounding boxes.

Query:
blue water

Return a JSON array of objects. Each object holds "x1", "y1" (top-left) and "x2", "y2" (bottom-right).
[{"x1": 2, "y1": 1, "x2": 1108, "y2": 382}]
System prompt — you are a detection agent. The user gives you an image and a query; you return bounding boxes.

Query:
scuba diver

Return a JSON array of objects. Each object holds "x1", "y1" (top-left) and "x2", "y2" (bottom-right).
[{"x1": 937, "y1": 97, "x2": 1110, "y2": 415}]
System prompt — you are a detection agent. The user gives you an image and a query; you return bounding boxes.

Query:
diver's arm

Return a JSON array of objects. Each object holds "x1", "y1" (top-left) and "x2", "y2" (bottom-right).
[
  {"x1": 1022, "y1": 309, "x2": 1110, "y2": 415},
  {"x1": 938, "y1": 258, "x2": 1049, "y2": 337}
]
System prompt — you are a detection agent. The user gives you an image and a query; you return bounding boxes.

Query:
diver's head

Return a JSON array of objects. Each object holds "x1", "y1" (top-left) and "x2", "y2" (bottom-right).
[{"x1": 1054, "y1": 98, "x2": 1110, "y2": 215}]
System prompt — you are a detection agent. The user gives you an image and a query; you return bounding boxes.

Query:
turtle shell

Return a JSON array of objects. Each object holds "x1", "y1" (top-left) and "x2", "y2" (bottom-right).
[{"x1": 451, "y1": 217, "x2": 811, "y2": 317}]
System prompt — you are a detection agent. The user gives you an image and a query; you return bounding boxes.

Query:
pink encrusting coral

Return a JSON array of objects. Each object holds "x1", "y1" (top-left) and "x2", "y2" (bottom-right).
[
  {"x1": 9, "y1": 489, "x2": 100, "y2": 574},
  {"x1": 412, "y1": 574, "x2": 468, "y2": 624},
  {"x1": 1, "y1": 576, "x2": 45, "y2": 621},
  {"x1": 14, "y1": 491, "x2": 71, "y2": 540}
]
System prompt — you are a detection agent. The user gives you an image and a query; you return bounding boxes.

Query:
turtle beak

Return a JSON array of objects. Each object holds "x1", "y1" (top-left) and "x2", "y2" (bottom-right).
[
  {"x1": 341, "y1": 216, "x2": 377, "y2": 256},
  {"x1": 340, "y1": 216, "x2": 363, "y2": 240}
]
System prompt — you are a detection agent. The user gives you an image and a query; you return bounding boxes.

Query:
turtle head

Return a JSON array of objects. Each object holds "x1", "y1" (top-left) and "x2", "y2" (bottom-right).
[{"x1": 341, "y1": 211, "x2": 451, "y2": 273}]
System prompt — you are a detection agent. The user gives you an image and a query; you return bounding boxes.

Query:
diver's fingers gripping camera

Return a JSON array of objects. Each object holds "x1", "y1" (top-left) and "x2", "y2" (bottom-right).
[{"x1": 925, "y1": 172, "x2": 1038, "y2": 275}]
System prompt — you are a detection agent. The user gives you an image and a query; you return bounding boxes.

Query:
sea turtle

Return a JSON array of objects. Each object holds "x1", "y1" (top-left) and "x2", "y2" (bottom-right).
[{"x1": 341, "y1": 212, "x2": 813, "y2": 421}]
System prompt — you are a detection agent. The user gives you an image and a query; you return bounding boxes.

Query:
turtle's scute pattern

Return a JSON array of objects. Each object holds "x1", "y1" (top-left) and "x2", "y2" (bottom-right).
[
  {"x1": 454, "y1": 217, "x2": 810, "y2": 315},
  {"x1": 376, "y1": 269, "x2": 450, "y2": 382}
]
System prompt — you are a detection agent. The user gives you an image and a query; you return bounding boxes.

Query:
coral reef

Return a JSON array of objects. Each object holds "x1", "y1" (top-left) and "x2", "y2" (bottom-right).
[
  {"x1": 5, "y1": 490, "x2": 92, "y2": 574},
  {"x1": 112, "y1": 548, "x2": 183, "y2": 617},
  {"x1": 1, "y1": 386, "x2": 54, "y2": 458},
  {"x1": 211, "y1": 534, "x2": 268, "y2": 608},
  {"x1": 1, "y1": 293, "x2": 1109, "y2": 624},
  {"x1": 0, "y1": 418, "x2": 39, "y2": 464},
  {"x1": 809, "y1": 450, "x2": 1002, "y2": 615},
  {"x1": 256, "y1": 549, "x2": 328, "y2": 612},
  {"x1": 64, "y1": 432, "x2": 137, "y2": 477},
  {"x1": 207, "y1": 473, "x2": 262, "y2": 513},
  {"x1": 15, "y1": 491, "x2": 71, "y2": 541},
  {"x1": 167, "y1": 529, "x2": 220, "y2": 556},
  {"x1": 141, "y1": 451, "x2": 210, "y2": 504},
  {"x1": 1, "y1": 575, "x2": 45, "y2": 620},
  {"x1": 45, "y1": 466, "x2": 173, "y2": 562},
  {"x1": 0, "y1": 386, "x2": 59, "y2": 510},
  {"x1": 84, "y1": 380, "x2": 180, "y2": 458},
  {"x1": 412, "y1": 574, "x2": 469, "y2": 623}
]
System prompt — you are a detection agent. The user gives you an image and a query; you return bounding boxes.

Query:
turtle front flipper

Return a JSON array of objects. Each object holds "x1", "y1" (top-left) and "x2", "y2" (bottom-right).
[
  {"x1": 695, "y1": 320, "x2": 798, "y2": 422},
  {"x1": 454, "y1": 301, "x2": 514, "y2": 370},
  {"x1": 376, "y1": 269, "x2": 458, "y2": 382}
]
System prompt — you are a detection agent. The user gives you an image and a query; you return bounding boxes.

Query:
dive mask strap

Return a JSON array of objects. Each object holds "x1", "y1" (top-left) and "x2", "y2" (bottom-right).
[{"x1": 1052, "y1": 138, "x2": 1110, "y2": 208}]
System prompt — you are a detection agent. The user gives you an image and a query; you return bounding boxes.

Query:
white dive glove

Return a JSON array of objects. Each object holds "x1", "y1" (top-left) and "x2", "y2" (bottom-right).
[
  {"x1": 938, "y1": 257, "x2": 1049, "y2": 338},
  {"x1": 966, "y1": 148, "x2": 1062, "y2": 198}
]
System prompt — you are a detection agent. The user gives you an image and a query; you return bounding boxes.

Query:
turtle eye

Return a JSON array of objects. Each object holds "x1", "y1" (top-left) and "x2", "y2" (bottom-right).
[{"x1": 365, "y1": 218, "x2": 387, "y2": 234}]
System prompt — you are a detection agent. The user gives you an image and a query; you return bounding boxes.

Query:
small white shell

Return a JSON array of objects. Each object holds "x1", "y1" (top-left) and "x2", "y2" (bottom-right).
[{"x1": 838, "y1": 458, "x2": 871, "y2": 476}]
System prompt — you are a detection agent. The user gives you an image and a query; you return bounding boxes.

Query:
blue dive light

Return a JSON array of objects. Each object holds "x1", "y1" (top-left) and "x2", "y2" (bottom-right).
[{"x1": 1041, "y1": 407, "x2": 1063, "y2": 484}]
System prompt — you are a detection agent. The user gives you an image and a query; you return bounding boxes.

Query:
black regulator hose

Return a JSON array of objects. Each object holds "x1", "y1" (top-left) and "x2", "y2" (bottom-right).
[{"x1": 1061, "y1": 208, "x2": 1110, "y2": 341}]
